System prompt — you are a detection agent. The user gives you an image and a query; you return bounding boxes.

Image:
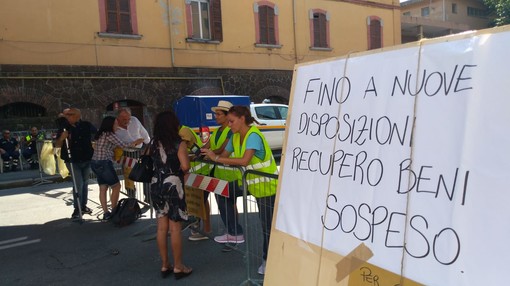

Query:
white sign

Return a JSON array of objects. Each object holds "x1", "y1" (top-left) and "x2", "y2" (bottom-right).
[{"x1": 276, "y1": 30, "x2": 510, "y2": 285}]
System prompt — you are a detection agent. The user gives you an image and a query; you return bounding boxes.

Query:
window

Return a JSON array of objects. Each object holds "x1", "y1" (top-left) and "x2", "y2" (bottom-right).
[
  {"x1": 452, "y1": 3, "x2": 457, "y2": 14},
  {"x1": 421, "y1": 7, "x2": 430, "y2": 16},
  {"x1": 467, "y1": 7, "x2": 486, "y2": 17},
  {"x1": 185, "y1": 0, "x2": 223, "y2": 41},
  {"x1": 367, "y1": 16, "x2": 383, "y2": 50},
  {"x1": 310, "y1": 10, "x2": 330, "y2": 48},
  {"x1": 191, "y1": 0, "x2": 210, "y2": 39},
  {"x1": 254, "y1": 1, "x2": 279, "y2": 46},
  {"x1": 254, "y1": 105, "x2": 287, "y2": 121},
  {"x1": 98, "y1": 0, "x2": 139, "y2": 36}
]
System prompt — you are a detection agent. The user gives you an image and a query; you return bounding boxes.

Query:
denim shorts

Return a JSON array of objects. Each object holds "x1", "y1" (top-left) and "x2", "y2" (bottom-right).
[{"x1": 91, "y1": 160, "x2": 120, "y2": 186}]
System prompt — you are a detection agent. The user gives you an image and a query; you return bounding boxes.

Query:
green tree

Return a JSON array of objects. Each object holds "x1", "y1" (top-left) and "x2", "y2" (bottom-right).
[{"x1": 484, "y1": 0, "x2": 510, "y2": 26}]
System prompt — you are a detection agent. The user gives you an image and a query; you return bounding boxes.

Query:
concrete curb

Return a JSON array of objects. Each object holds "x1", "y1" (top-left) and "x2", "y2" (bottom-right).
[{"x1": 0, "y1": 175, "x2": 69, "y2": 190}]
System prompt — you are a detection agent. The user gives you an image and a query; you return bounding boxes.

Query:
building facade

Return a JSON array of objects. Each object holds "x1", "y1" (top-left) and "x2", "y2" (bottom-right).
[
  {"x1": 0, "y1": 0, "x2": 401, "y2": 133},
  {"x1": 401, "y1": 0, "x2": 491, "y2": 43}
]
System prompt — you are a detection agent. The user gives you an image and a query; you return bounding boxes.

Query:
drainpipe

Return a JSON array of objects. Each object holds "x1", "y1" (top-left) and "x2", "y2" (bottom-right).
[
  {"x1": 443, "y1": 0, "x2": 446, "y2": 21},
  {"x1": 167, "y1": 0, "x2": 175, "y2": 67}
]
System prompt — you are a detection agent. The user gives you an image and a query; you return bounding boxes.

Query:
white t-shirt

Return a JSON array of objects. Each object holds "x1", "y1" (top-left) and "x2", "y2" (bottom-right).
[{"x1": 115, "y1": 116, "x2": 150, "y2": 148}]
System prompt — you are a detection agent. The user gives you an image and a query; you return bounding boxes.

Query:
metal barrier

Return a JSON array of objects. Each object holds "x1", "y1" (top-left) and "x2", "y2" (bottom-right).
[
  {"x1": 34, "y1": 140, "x2": 56, "y2": 186},
  {"x1": 187, "y1": 157, "x2": 278, "y2": 286},
  {"x1": 117, "y1": 147, "x2": 152, "y2": 210}
]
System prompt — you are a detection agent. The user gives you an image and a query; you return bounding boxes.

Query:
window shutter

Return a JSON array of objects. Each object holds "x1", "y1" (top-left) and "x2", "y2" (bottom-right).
[
  {"x1": 369, "y1": 20, "x2": 382, "y2": 50},
  {"x1": 259, "y1": 6, "x2": 275, "y2": 44},
  {"x1": 119, "y1": 0, "x2": 132, "y2": 34},
  {"x1": 313, "y1": 13, "x2": 327, "y2": 47},
  {"x1": 267, "y1": 7, "x2": 275, "y2": 44},
  {"x1": 106, "y1": 0, "x2": 118, "y2": 33},
  {"x1": 105, "y1": 0, "x2": 132, "y2": 34},
  {"x1": 210, "y1": 0, "x2": 223, "y2": 41},
  {"x1": 259, "y1": 6, "x2": 268, "y2": 44}
]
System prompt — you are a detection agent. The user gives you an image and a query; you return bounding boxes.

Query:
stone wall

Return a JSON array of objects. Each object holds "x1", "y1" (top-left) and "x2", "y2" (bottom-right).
[{"x1": 0, "y1": 65, "x2": 292, "y2": 133}]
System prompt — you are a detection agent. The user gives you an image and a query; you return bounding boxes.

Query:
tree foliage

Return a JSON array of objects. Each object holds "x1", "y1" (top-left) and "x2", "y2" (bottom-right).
[{"x1": 484, "y1": 0, "x2": 510, "y2": 26}]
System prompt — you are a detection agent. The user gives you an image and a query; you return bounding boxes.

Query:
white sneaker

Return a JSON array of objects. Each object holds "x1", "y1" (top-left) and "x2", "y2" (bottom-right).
[
  {"x1": 213, "y1": 233, "x2": 245, "y2": 244},
  {"x1": 258, "y1": 260, "x2": 266, "y2": 275}
]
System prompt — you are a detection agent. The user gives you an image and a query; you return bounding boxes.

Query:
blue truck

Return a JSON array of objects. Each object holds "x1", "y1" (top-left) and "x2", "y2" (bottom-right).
[{"x1": 173, "y1": 95, "x2": 288, "y2": 151}]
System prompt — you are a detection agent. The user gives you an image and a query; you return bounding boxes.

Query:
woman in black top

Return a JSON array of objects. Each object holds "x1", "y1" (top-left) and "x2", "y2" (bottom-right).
[{"x1": 149, "y1": 110, "x2": 193, "y2": 279}]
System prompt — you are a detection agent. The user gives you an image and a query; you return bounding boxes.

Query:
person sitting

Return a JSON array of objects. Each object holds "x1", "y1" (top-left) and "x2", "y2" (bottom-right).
[
  {"x1": 0, "y1": 130, "x2": 20, "y2": 172},
  {"x1": 22, "y1": 126, "x2": 45, "y2": 169}
]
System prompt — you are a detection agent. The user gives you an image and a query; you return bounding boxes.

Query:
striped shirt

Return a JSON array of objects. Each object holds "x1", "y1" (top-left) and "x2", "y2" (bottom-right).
[{"x1": 92, "y1": 132, "x2": 130, "y2": 161}]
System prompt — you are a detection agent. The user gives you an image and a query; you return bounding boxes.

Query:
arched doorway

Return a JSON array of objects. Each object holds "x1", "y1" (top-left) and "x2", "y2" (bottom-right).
[{"x1": 0, "y1": 102, "x2": 51, "y2": 133}]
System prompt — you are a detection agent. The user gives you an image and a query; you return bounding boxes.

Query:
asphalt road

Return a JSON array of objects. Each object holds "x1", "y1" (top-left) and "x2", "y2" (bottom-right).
[{"x1": 0, "y1": 181, "x2": 263, "y2": 286}]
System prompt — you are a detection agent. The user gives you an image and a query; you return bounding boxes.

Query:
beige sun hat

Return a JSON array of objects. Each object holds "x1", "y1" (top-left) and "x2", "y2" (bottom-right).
[{"x1": 211, "y1": 100, "x2": 233, "y2": 113}]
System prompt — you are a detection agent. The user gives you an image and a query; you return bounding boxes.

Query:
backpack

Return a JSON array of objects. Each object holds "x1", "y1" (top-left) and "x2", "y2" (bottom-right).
[{"x1": 110, "y1": 198, "x2": 142, "y2": 227}]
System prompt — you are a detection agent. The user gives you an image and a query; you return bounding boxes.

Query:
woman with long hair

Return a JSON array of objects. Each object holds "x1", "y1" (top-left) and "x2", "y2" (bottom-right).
[
  {"x1": 202, "y1": 105, "x2": 278, "y2": 275},
  {"x1": 91, "y1": 116, "x2": 143, "y2": 220},
  {"x1": 149, "y1": 110, "x2": 193, "y2": 279}
]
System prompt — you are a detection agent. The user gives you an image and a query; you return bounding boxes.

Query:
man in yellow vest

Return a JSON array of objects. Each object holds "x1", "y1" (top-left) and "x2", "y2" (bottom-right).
[
  {"x1": 202, "y1": 105, "x2": 278, "y2": 275},
  {"x1": 188, "y1": 100, "x2": 233, "y2": 241},
  {"x1": 22, "y1": 126, "x2": 46, "y2": 169}
]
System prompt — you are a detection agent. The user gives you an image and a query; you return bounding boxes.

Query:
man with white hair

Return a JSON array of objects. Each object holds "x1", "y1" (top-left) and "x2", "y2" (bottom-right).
[{"x1": 115, "y1": 107, "x2": 151, "y2": 198}]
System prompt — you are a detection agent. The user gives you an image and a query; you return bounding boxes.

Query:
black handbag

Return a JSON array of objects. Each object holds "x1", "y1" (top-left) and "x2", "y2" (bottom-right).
[{"x1": 128, "y1": 145, "x2": 154, "y2": 183}]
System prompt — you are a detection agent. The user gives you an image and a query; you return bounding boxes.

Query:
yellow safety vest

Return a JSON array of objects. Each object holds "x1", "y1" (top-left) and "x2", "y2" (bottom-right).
[
  {"x1": 231, "y1": 126, "x2": 278, "y2": 198},
  {"x1": 211, "y1": 126, "x2": 233, "y2": 179},
  {"x1": 181, "y1": 125, "x2": 209, "y2": 175},
  {"x1": 210, "y1": 126, "x2": 230, "y2": 150}
]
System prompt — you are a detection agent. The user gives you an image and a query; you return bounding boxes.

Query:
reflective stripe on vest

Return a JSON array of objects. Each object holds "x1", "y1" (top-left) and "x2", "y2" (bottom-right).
[{"x1": 231, "y1": 126, "x2": 277, "y2": 198}]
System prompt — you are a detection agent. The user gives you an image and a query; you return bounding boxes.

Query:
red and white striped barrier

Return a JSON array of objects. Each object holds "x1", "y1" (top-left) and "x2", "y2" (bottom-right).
[
  {"x1": 185, "y1": 173, "x2": 229, "y2": 197},
  {"x1": 117, "y1": 156, "x2": 137, "y2": 168}
]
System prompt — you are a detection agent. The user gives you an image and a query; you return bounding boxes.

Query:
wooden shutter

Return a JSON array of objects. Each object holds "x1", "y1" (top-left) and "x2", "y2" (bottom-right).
[
  {"x1": 210, "y1": 0, "x2": 223, "y2": 41},
  {"x1": 105, "y1": 0, "x2": 132, "y2": 34},
  {"x1": 369, "y1": 20, "x2": 382, "y2": 50},
  {"x1": 119, "y1": 0, "x2": 132, "y2": 34},
  {"x1": 313, "y1": 13, "x2": 327, "y2": 48},
  {"x1": 106, "y1": 0, "x2": 118, "y2": 33},
  {"x1": 267, "y1": 7, "x2": 275, "y2": 44},
  {"x1": 259, "y1": 6, "x2": 275, "y2": 44}
]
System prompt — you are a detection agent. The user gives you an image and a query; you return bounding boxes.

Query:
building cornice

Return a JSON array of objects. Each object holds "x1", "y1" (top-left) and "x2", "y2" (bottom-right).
[{"x1": 327, "y1": 0, "x2": 400, "y2": 10}]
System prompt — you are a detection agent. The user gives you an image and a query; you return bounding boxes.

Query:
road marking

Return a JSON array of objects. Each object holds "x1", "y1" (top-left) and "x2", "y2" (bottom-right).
[
  {"x1": 0, "y1": 236, "x2": 28, "y2": 245},
  {"x1": 0, "y1": 236, "x2": 41, "y2": 250}
]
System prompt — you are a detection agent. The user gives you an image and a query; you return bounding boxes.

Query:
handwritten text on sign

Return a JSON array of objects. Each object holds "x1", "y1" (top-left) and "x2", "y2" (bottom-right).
[{"x1": 275, "y1": 32, "x2": 510, "y2": 285}]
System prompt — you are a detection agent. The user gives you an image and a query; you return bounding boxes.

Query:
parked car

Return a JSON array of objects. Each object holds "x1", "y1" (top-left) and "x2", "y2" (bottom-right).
[
  {"x1": 250, "y1": 103, "x2": 288, "y2": 151},
  {"x1": 173, "y1": 95, "x2": 288, "y2": 151}
]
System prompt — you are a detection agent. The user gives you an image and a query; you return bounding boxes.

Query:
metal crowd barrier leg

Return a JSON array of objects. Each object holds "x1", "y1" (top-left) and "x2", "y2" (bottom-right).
[
  {"x1": 119, "y1": 148, "x2": 151, "y2": 208},
  {"x1": 241, "y1": 169, "x2": 278, "y2": 286},
  {"x1": 33, "y1": 140, "x2": 53, "y2": 186}
]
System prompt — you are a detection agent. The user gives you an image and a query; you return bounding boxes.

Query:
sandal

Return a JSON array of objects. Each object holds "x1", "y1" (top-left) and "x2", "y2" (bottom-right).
[
  {"x1": 161, "y1": 264, "x2": 174, "y2": 278},
  {"x1": 173, "y1": 265, "x2": 193, "y2": 280}
]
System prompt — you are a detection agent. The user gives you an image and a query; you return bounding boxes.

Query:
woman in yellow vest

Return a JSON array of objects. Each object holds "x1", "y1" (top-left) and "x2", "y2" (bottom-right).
[{"x1": 202, "y1": 105, "x2": 278, "y2": 275}]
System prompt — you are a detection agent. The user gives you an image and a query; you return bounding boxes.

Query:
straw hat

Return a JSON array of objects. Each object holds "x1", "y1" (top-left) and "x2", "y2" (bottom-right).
[{"x1": 211, "y1": 100, "x2": 233, "y2": 113}]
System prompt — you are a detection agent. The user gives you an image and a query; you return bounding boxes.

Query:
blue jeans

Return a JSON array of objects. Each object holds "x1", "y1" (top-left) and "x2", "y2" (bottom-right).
[
  {"x1": 91, "y1": 160, "x2": 120, "y2": 186},
  {"x1": 256, "y1": 195, "x2": 275, "y2": 260},
  {"x1": 215, "y1": 181, "x2": 244, "y2": 236},
  {"x1": 66, "y1": 161, "x2": 91, "y2": 209}
]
